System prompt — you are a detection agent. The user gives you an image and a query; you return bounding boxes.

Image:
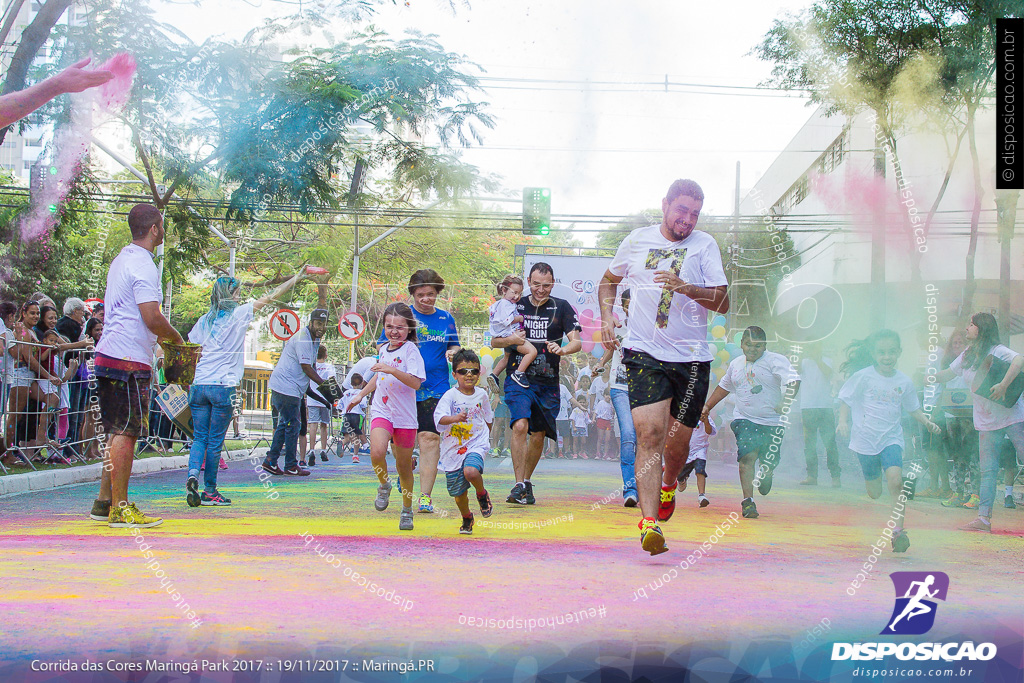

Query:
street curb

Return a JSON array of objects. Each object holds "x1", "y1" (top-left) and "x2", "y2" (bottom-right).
[{"x1": 0, "y1": 448, "x2": 267, "y2": 498}]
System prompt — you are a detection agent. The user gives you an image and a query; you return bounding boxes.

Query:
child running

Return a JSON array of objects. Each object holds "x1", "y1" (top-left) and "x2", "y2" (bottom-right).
[
  {"x1": 487, "y1": 275, "x2": 537, "y2": 389},
  {"x1": 701, "y1": 326, "x2": 800, "y2": 520},
  {"x1": 678, "y1": 413, "x2": 717, "y2": 507},
  {"x1": 434, "y1": 349, "x2": 495, "y2": 534},
  {"x1": 346, "y1": 303, "x2": 426, "y2": 531},
  {"x1": 837, "y1": 329, "x2": 941, "y2": 553},
  {"x1": 340, "y1": 374, "x2": 368, "y2": 463}
]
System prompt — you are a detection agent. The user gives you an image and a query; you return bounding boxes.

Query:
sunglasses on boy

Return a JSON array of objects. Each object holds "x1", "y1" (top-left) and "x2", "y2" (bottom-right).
[{"x1": 455, "y1": 368, "x2": 480, "y2": 376}]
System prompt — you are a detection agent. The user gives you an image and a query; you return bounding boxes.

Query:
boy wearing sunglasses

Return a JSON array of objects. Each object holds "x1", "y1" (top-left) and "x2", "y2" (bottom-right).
[{"x1": 435, "y1": 349, "x2": 495, "y2": 534}]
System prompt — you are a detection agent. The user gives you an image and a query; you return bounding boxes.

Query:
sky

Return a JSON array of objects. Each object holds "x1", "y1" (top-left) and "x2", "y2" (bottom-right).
[{"x1": 152, "y1": 0, "x2": 819, "y2": 225}]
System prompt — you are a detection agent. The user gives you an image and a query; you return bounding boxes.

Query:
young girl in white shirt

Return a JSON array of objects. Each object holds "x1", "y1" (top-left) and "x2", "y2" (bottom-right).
[
  {"x1": 347, "y1": 303, "x2": 426, "y2": 531},
  {"x1": 838, "y1": 329, "x2": 940, "y2": 553}
]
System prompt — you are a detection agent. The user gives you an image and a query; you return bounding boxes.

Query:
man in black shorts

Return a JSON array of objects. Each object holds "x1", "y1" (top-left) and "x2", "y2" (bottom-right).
[
  {"x1": 492, "y1": 262, "x2": 581, "y2": 504},
  {"x1": 91, "y1": 204, "x2": 183, "y2": 528},
  {"x1": 599, "y1": 179, "x2": 729, "y2": 555}
]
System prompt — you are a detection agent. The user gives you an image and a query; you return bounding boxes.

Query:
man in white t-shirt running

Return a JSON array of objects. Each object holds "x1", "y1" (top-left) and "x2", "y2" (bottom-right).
[
  {"x1": 599, "y1": 179, "x2": 729, "y2": 555},
  {"x1": 90, "y1": 204, "x2": 184, "y2": 528}
]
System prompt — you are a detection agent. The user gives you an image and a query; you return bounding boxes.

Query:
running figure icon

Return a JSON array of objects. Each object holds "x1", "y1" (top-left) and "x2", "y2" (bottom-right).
[
  {"x1": 888, "y1": 575, "x2": 938, "y2": 631},
  {"x1": 881, "y1": 571, "x2": 949, "y2": 635}
]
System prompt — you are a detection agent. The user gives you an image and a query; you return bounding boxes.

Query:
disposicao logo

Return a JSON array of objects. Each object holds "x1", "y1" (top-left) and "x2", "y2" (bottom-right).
[
  {"x1": 881, "y1": 571, "x2": 948, "y2": 635},
  {"x1": 832, "y1": 571, "x2": 997, "y2": 662}
]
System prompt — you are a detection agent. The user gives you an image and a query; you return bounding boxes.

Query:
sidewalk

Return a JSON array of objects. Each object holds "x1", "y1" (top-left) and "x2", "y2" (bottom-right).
[{"x1": 0, "y1": 447, "x2": 265, "y2": 497}]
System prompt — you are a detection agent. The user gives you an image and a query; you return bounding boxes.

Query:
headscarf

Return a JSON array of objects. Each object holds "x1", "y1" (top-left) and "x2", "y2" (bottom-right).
[{"x1": 199, "y1": 276, "x2": 241, "y2": 333}]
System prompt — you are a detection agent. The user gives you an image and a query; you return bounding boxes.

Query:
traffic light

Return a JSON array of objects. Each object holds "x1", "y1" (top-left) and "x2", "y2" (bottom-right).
[{"x1": 522, "y1": 187, "x2": 550, "y2": 235}]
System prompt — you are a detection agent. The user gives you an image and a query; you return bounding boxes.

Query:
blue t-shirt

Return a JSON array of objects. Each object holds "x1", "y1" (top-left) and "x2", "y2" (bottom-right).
[{"x1": 378, "y1": 306, "x2": 460, "y2": 401}]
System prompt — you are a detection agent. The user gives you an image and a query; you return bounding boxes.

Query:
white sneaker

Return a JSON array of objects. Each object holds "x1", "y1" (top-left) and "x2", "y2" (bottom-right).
[
  {"x1": 399, "y1": 509, "x2": 414, "y2": 530},
  {"x1": 374, "y1": 481, "x2": 393, "y2": 511},
  {"x1": 698, "y1": 494, "x2": 710, "y2": 507}
]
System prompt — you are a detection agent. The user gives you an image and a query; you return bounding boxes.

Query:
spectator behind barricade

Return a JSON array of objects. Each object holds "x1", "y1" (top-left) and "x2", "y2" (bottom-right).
[
  {"x1": 29, "y1": 291, "x2": 56, "y2": 310},
  {"x1": 39, "y1": 328, "x2": 79, "y2": 461},
  {"x1": 33, "y1": 304, "x2": 58, "y2": 340},
  {"x1": 569, "y1": 393, "x2": 591, "y2": 459},
  {"x1": 0, "y1": 301, "x2": 18, "y2": 463},
  {"x1": 85, "y1": 317, "x2": 102, "y2": 350},
  {"x1": 56, "y1": 298, "x2": 92, "y2": 450},
  {"x1": 6, "y1": 301, "x2": 63, "y2": 461},
  {"x1": 56, "y1": 298, "x2": 87, "y2": 342},
  {"x1": 0, "y1": 301, "x2": 16, "y2": 377},
  {"x1": 595, "y1": 388, "x2": 615, "y2": 460},
  {"x1": 91, "y1": 302, "x2": 104, "y2": 324},
  {"x1": 79, "y1": 317, "x2": 103, "y2": 461}
]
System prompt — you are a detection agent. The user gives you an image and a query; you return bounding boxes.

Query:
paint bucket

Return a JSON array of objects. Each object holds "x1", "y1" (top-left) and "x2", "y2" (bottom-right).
[{"x1": 161, "y1": 341, "x2": 201, "y2": 386}]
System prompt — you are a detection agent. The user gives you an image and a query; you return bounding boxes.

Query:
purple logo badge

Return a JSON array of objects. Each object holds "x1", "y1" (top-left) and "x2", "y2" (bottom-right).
[{"x1": 881, "y1": 572, "x2": 949, "y2": 635}]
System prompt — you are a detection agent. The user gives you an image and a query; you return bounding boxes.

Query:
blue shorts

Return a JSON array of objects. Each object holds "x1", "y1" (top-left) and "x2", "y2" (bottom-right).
[
  {"x1": 503, "y1": 378, "x2": 559, "y2": 441},
  {"x1": 495, "y1": 401, "x2": 510, "y2": 420},
  {"x1": 445, "y1": 453, "x2": 485, "y2": 497},
  {"x1": 571, "y1": 424, "x2": 588, "y2": 437},
  {"x1": 857, "y1": 444, "x2": 903, "y2": 481},
  {"x1": 679, "y1": 457, "x2": 707, "y2": 480}
]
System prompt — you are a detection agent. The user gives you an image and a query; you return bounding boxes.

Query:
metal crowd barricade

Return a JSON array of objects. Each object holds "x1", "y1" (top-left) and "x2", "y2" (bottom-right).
[{"x1": 1, "y1": 336, "x2": 101, "y2": 472}]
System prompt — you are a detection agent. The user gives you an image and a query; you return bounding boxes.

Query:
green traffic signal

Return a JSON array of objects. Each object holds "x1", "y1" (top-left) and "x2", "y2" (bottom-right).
[{"x1": 523, "y1": 187, "x2": 551, "y2": 236}]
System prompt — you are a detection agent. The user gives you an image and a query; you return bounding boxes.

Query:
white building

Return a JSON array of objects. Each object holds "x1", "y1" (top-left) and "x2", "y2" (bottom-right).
[{"x1": 736, "y1": 103, "x2": 1021, "y2": 360}]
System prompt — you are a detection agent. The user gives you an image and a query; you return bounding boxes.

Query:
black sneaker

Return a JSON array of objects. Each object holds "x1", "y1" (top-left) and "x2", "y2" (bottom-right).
[
  {"x1": 1006, "y1": 495, "x2": 1017, "y2": 509},
  {"x1": 757, "y1": 463, "x2": 774, "y2": 496},
  {"x1": 186, "y1": 475, "x2": 201, "y2": 508},
  {"x1": 262, "y1": 462, "x2": 285, "y2": 476},
  {"x1": 89, "y1": 499, "x2": 111, "y2": 521},
  {"x1": 891, "y1": 529, "x2": 910, "y2": 553},
  {"x1": 506, "y1": 483, "x2": 528, "y2": 505},
  {"x1": 510, "y1": 371, "x2": 529, "y2": 388},
  {"x1": 307, "y1": 453, "x2": 316, "y2": 467},
  {"x1": 742, "y1": 498, "x2": 759, "y2": 519},
  {"x1": 524, "y1": 481, "x2": 536, "y2": 505},
  {"x1": 477, "y1": 490, "x2": 493, "y2": 517},
  {"x1": 460, "y1": 514, "x2": 474, "y2": 534},
  {"x1": 200, "y1": 490, "x2": 232, "y2": 506},
  {"x1": 320, "y1": 451, "x2": 329, "y2": 462}
]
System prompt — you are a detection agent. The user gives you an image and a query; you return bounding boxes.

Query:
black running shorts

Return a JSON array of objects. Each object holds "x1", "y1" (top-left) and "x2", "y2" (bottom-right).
[{"x1": 623, "y1": 349, "x2": 710, "y2": 429}]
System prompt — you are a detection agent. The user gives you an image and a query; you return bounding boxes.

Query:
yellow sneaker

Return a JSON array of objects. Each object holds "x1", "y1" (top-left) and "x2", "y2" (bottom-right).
[
  {"x1": 963, "y1": 494, "x2": 981, "y2": 509},
  {"x1": 109, "y1": 502, "x2": 164, "y2": 528},
  {"x1": 639, "y1": 518, "x2": 668, "y2": 556}
]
